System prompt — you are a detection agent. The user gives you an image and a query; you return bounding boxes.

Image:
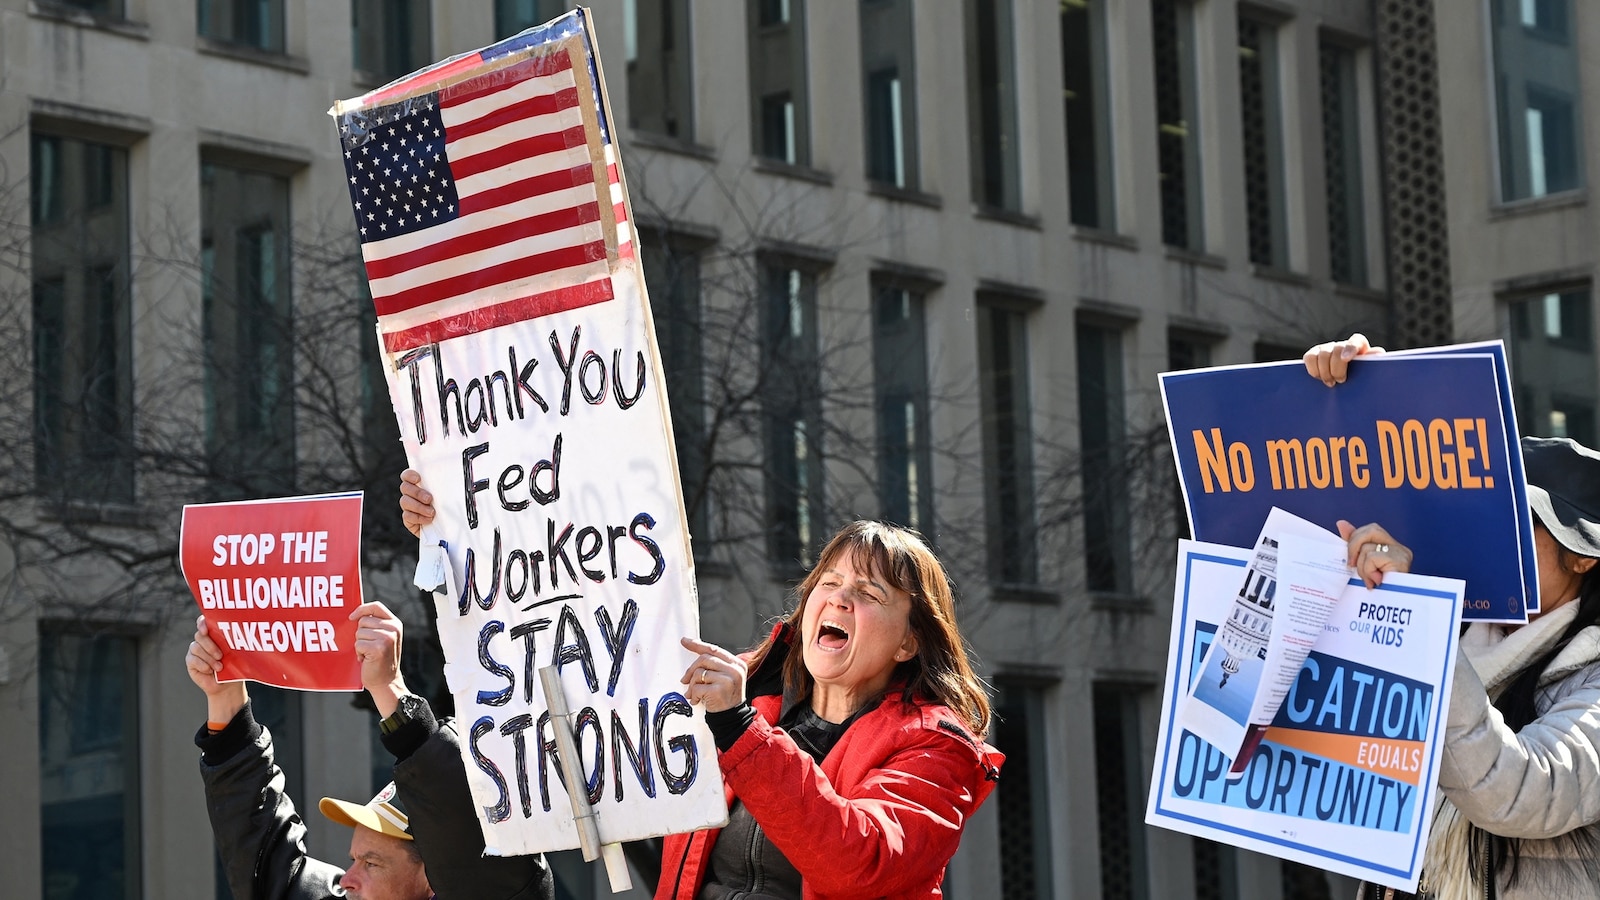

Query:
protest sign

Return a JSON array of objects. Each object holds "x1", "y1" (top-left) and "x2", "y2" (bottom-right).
[
  {"x1": 330, "y1": 9, "x2": 726, "y2": 856},
  {"x1": 1147, "y1": 540, "x2": 1463, "y2": 891},
  {"x1": 1161, "y1": 347, "x2": 1532, "y2": 621},
  {"x1": 179, "y1": 492, "x2": 364, "y2": 691},
  {"x1": 1388, "y1": 342, "x2": 1538, "y2": 613}
]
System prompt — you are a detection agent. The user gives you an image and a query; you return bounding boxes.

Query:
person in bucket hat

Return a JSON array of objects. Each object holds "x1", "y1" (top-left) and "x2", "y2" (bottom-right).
[
  {"x1": 1307, "y1": 336, "x2": 1600, "y2": 900},
  {"x1": 188, "y1": 601, "x2": 553, "y2": 900}
]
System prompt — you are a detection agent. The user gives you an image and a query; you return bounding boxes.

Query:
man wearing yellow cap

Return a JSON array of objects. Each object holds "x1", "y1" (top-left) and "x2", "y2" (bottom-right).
[{"x1": 187, "y1": 601, "x2": 553, "y2": 900}]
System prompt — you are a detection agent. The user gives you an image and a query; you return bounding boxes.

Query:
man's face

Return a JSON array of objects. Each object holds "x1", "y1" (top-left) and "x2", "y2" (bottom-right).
[{"x1": 341, "y1": 825, "x2": 430, "y2": 900}]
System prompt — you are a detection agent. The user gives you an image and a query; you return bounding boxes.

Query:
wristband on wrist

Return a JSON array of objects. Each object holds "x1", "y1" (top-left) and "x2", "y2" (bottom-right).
[{"x1": 206, "y1": 720, "x2": 230, "y2": 733}]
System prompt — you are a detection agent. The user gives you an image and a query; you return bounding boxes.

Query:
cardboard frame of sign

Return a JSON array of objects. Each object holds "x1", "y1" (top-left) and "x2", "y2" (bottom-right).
[
  {"x1": 1161, "y1": 343, "x2": 1536, "y2": 622},
  {"x1": 330, "y1": 7, "x2": 727, "y2": 862},
  {"x1": 179, "y1": 492, "x2": 365, "y2": 691}
]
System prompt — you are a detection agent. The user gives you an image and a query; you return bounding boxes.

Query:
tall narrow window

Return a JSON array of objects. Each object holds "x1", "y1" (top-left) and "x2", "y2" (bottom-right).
[
  {"x1": 872, "y1": 283, "x2": 932, "y2": 531},
  {"x1": 1079, "y1": 320, "x2": 1129, "y2": 593},
  {"x1": 995, "y1": 678, "x2": 1054, "y2": 899},
  {"x1": 352, "y1": 0, "x2": 432, "y2": 83},
  {"x1": 966, "y1": 0, "x2": 1021, "y2": 211},
  {"x1": 978, "y1": 301, "x2": 1036, "y2": 584},
  {"x1": 198, "y1": 0, "x2": 285, "y2": 52},
  {"x1": 495, "y1": 0, "x2": 566, "y2": 37},
  {"x1": 642, "y1": 235, "x2": 708, "y2": 538},
  {"x1": 1153, "y1": 0, "x2": 1203, "y2": 249},
  {"x1": 31, "y1": 132, "x2": 133, "y2": 504},
  {"x1": 627, "y1": 0, "x2": 694, "y2": 140},
  {"x1": 201, "y1": 162, "x2": 295, "y2": 498},
  {"x1": 1094, "y1": 683, "x2": 1151, "y2": 900},
  {"x1": 860, "y1": 0, "x2": 918, "y2": 189},
  {"x1": 1490, "y1": 0, "x2": 1583, "y2": 201},
  {"x1": 763, "y1": 265, "x2": 822, "y2": 568},
  {"x1": 39, "y1": 627, "x2": 141, "y2": 900},
  {"x1": 1509, "y1": 288, "x2": 1596, "y2": 447},
  {"x1": 1320, "y1": 40, "x2": 1368, "y2": 286},
  {"x1": 1062, "y1": 0, "x2": 1114, "y2": 229},
  {"x1": 1239, "y1": 17, "x2": 1288, "y2": 268},
  {"x1": 748, "y1": 0, "x2": 810, "y2": 166}
]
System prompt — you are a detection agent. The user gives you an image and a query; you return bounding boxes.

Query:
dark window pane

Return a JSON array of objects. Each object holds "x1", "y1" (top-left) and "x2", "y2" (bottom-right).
[
  {"x1": 1062, "y1": 0, "x2": 1113, "y2": 228},
  {"x1": 198, "y1": 0, "x2": 286, "y2": 53},
  {"x1": 30, "y1": 132, "x2": 134, "y2": 504},
  {"x1": 978, "y1": 303, "x2": 1036, "y2": 584},
  {"x1": 748, "y1": 0, "x2": 809, "y2": 165},
  {"x1": 1508, "y1": 289, "x2": 1597, "y2": 446},
  {"x1": 201, "y1": 162, "x2": 296, "y2": 498},
  {"x1": 642, "y1": 235, "x2": 707, "y2": 539},
  {"x1": 967, "y1": 0, "x2": 1021, "y2": 210},
  {"x1": 995, "y1": 680, "x2": 1053, "y2": 899},
  {"x1": 1153, "y1": 0, "x2": 1203, "y2": 248},
  {"x1": 1079, "y1": 321, "x2": 1129, "y2": 593},
  {"x1": 1239, "y1": 17, "x2": 1287, "y2": 268},
  {"x1": 39, "y1": 628, "x2": 141, "y2": 900},
  {"x1": 861, "y1": 0, "x2": 918, "y2": 189},
  {"x1": 1490, "y1": 0, "x2": 1585, "y2": 200},
  {"x1": 1094, "y1": 684, "x2": 1150, "y2": 900},
  {"x1": 352, "y1": 0, "x2": 432, "y2": 83},
  {"x1": 872, "y1": 284, "x2": 931, "y2": 531},
  {"x1": 495, "y1": 0, "x2": 566, "y2": 37},
  {"x1": 1320, "y1": 41, "x2": 1367, "y2": 286},
  {"x1": 627, "y1": 0, "x2": 694, "y2": 140},
  {"x1": 763, "y1": 266, "x2": 822, "y2": 568}
]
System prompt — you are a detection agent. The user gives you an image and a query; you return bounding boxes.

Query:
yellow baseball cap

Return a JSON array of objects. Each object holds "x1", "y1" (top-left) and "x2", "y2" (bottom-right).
[{"x1": 318, "y1": 781, "x2": 412, "y2": 841}]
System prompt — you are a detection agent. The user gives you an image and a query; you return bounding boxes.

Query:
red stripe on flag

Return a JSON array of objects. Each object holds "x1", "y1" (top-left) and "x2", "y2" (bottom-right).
[
  {"x1": 441, "y1": 52, "x2": 575, "y2": 108},
  {"x1": 363, "y1": 53, "x2": 488, "y2": 107},
  {"x1": 448, "y1": 125, "x2": 589, "y2": 181},
  {"x1": 364, "y1": 201, "x2": 602, "y2": 281},
  {"x1": 444, "y1": 86, "x2": 581, "y2": 145},
  {"x1": 381, "y1": 279, "x2": 614, "y2": 353},
  {"x1": 457, "y1": 164, "x2": 593, "y2": 217},
  {"x1": 372, "y1": 240, "x2": 608, "y2": 316}
]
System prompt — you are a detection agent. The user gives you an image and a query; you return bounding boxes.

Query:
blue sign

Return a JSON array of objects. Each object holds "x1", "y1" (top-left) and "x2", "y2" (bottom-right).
[{"x1": 1161, "y1": 347, "x2": 1533, "y2": 621}]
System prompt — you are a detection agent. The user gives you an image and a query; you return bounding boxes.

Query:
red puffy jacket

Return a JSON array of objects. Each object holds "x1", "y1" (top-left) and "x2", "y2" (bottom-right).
[{"x1": 655, "y1": 683, "x2": 1002, "y2": 900}]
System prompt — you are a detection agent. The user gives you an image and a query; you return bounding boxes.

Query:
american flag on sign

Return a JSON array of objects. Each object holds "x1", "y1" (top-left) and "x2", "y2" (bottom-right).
[{"x1": 332, "y1": 11, "x2": 631, "y2": 354}]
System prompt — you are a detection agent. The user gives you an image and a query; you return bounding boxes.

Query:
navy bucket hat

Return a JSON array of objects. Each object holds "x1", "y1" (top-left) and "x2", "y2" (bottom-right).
[{"x1": 1522, "y1": 436, "x2": 1600, "y2": 560}]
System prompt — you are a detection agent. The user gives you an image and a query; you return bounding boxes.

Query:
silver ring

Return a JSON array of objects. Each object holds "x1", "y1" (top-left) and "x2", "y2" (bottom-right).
[{"x1": 1376, "y1": 543, "x2": 1389, "y2": 554}]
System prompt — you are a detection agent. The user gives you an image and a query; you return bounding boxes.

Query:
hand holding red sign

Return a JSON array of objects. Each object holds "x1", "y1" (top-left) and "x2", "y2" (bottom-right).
[{"x1": 180, "y1": 493, "x2": 365, "y2": 691}]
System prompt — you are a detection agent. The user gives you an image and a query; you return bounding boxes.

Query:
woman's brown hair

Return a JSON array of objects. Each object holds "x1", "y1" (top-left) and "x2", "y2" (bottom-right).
[{"x1": 748, "y1": 520, "x2": 992, "y2": 735}]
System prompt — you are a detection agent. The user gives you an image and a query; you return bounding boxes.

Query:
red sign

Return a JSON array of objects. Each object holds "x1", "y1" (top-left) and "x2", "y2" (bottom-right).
[{"x1": 180, "y1": 493, "x2": 365, "y2": 691}]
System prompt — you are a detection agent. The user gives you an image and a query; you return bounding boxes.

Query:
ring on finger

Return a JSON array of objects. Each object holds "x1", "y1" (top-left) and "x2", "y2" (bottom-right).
[
  {"x1": 700, "y1": 669, "x2": 709, "y2": 684},
  {"x1": 1376, "y1": 543, "x2": 1389, "y2": 554}
]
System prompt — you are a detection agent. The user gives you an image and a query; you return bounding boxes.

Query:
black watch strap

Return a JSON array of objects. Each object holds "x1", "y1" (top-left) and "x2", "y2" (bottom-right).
[{"x1": 379, "y1": 694, "x2": 424, "y2": 736}]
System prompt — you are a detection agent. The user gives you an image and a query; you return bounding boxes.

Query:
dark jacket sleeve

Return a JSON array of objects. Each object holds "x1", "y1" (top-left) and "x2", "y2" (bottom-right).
[
  {"x1": 197, "y1": 702, "x2": 344, "y2": 900},
  {"x1": 382, "y1": 702, "x2": 554, "y2": 900}
]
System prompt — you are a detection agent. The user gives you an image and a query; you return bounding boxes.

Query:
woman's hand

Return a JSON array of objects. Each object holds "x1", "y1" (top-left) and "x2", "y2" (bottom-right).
[
  {"x1": 1304, "y1": 333, "x2": 1385, "y2": 387},
  {"x1": 680, "y1": 637, "x2": 747, "y2": 713},
  {"x1": 1338, "y1": 520, "x2": 1413, "y2": 588},
  {"x1": 399, "y1": 469, "x2": 435, "y2": 538}
]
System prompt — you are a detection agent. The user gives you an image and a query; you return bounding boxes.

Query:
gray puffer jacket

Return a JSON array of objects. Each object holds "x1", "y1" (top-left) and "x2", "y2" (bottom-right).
[{"x1": 1430, "y1": 624, "x2": 1600, "y2": 899}]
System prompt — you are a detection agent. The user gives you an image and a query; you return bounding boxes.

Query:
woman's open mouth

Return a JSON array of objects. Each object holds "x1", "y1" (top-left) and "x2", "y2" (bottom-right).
[{"x1": 817, "y1": 619, "x2": 850, "y2": 651}]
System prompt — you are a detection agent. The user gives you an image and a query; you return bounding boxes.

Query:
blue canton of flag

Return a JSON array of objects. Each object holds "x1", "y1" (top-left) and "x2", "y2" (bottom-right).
[{"x1": 342, "y1": 99, "x2": 461, "y2": 243}]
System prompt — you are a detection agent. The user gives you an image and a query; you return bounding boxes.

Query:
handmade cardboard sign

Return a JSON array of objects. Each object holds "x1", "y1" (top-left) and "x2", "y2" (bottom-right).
[
  {"x1": 330, "y1": 9, "x2": 726, "y2": 856},
  {"x1": 179, "y1": 492, "x2": 365, "y2": 691},
  {"x1": 1161, "y1": 346, "x2": 1534, "y2": 622},
  {"x1": 1147, "y1": 540, "x2": 1463, "y2": 891}
]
